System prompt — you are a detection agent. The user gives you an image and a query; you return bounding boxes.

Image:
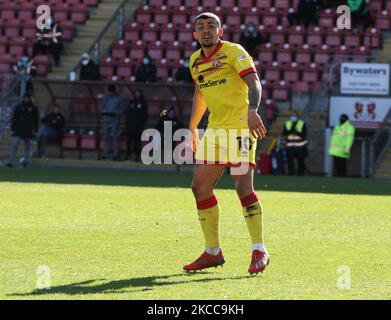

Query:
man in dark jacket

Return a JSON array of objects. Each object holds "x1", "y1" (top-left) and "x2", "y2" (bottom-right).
[
  {"x1": 7, "y1": 93, "x2": 39, "y2": 167},
  {"x1": 101, "y1": 84, "x2": 124, "y2": 160},
  {"x1": 175, "y1": 61, "x2": 193, "y2": 83},
  {"x1": 125, "y1": 89, "x2": 148, "y2": 162},
  {"x1": 79, "y1": 53, "x2": 101, "y2": 81},
  {"x1": 36, "y1": 105, "x2": 65, "y2": 158},
  {"x1": 135, "y1": 55, "x2": 157, "y2": 83},
  {"x1": 287, "y1": 0, "x2": 323, "y2": 27},
  {"x1": 239, "y1": 23, "x2": 267, "y2": 58}
]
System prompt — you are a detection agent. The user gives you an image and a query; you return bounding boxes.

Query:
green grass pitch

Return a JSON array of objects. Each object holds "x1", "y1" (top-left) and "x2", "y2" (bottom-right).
[{"x1": 1, "y1": 167, "x2": 390, "y2": 300}]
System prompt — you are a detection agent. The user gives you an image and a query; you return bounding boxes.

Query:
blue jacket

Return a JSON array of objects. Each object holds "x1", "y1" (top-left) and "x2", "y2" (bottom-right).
[{"x1": 101, "y1": 93, "x2": 124, "y2": 117}]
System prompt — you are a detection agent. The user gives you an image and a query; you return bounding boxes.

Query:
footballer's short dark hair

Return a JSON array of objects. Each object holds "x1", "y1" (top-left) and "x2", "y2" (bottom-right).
[{"x1": 194, "y1": 12, "x2": 221, "y2": 28}]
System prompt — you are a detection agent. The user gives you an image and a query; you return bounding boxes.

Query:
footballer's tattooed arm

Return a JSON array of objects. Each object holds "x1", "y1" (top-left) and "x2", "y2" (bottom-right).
[{"x1": 243, "y1": 73, "x2": 266, "y2": 139}]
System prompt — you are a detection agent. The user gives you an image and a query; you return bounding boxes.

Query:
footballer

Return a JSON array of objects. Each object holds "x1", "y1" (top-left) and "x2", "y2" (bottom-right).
[{"x1": 183, "y1": 12, "x2": 270, "y2": 274}]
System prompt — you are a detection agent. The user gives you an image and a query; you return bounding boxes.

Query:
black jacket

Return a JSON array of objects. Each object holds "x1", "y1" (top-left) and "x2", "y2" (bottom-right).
[
  {"x1": 42, "y1": 112, "x2": 65, "y2": 133},
  {"x1": 175, "y1": 67, "x2": 193, "y2": 83},
  {"x1": 126, "y1": 97, "x2": 148, "y2": 133},
  {"x1": 11, "y1": 101, "x2": 39, "y2": 139},
  {"x1": 80, "y1": 60, "x2": 101, "y2": 81},
  {"x1": 135, "y1": 63, "x2": 157, "y2": 83}
]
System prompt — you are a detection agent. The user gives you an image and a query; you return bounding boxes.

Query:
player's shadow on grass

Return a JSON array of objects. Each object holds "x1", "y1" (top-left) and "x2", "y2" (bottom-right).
[{"x1": 10, "y1": 273, "x2": 251, "y2": 296}]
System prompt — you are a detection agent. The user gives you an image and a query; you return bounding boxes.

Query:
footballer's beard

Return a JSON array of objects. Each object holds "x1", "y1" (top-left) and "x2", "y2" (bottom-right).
[{"x1": 201, "y1": 38, "x2": 218, "y2": 48}]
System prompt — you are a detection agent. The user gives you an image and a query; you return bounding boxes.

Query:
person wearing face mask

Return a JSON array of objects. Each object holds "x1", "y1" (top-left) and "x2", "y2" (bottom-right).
[
  {"x1": 175, "y1": 60, "x2": 193, "y2": 83},
  {"x1": 12, "y1": 52, "x2": 37, "y2": 91},
  {"x1": 7, "y1": 93, "x2": 39, "y2": 167},
  {"x1": 329, "y1": 114, "x2": 355, "y2": 177},
  {"x1": 79, "y1": 53, "x2": 101, "y2": 81},
  {"x1": 282, "y1": 112, "x2": 308, "y2": 175},
  {"x1": 239, "y1": 23, "x2": 266, "y2": 58},
  {"x1": 135, "y1": 55, "x2": 157, "y2": 83}
]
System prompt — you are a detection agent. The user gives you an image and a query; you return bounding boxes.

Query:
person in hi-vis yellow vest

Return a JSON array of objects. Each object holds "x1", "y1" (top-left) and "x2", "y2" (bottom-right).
[
  {"x1": 329, "y1": 114, "x2": 356, "y2": 177},
  {"x1": 282, "y1": 111, "x2": 308, "y2": 175}
]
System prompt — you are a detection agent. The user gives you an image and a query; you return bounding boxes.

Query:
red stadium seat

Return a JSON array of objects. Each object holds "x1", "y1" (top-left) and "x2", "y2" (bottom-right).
[
  {"x1": 262, "y1": 12, "x2": 278, "y2": 29},
  {"x1": 239, "y1": 0, "x2": 255, "y2": 10},
  {"x1": 5, "y1": 21, "x2": 20, "y2": 38},
  {"x1": 256, "y1": 0, "x2": 272, "y2": 10},
  {"x1": 314, "y1": 46, "x2": 330, "y2": 66},
  {"x1": 111, "y1": 42, "x2": 128, "y2": 60},
  {"x1": 370, "y1": 0, "x2": 383, "y2": 13},
  {"x1": 276, "y1": 47, "x2": 293, "y2": 65},
  {"x1": 149, "y1": 0, "x2": 165, "y2": 7},
  {"x1": 61, "y1": 21, "x2": 76, "y2": 41},
  {"x1": 272, "y1": 82, "x2": 289, "y2": 101},
  {"x1": 18, "y1": 4, "x2": 35, "y2": 21},
  {"x1": 288, "y1": 26, "x2": 305, "y2": 48},
  {"x1": 160, "y1": 30, "x2": 176, "y2": 43},
  {"x1": 71, "y1": 5, "x2": 88, "y2": 24},
  {"x1": 129, "y1": 48, "x2": 145, "y2": 62},
  {"x1": 141, "y1": 30, "x2": 158, "y2": 43},
  {"x1": 225, "y1": 14, "x2": 241, "y2": 27},
  {"x1": 80, "y1": 134, "x2": 97, "y2": 150},
  {"x1": 295, "y1": 47, "x2": 312, "y2": 65},
  {"x1": 9, "y1": 39, "x2": 26, "y2": 57},
  {"x1": 275, "y1": 0, "x2": 290, "y2": 12},
  {"x1": 171, "y1": 12, "x2": 188, "y2": 26},
  {"x1": 306, "y1": 30, "x2": 323, "y2": 48},
  {"x1": 344, "y1": 33, "x2": 361, "y2": 48},
  {"x1": 62, "y1": 133, "x2": 79, "y2": 150},
  {"x1": 156, "y1": 66, "x2": 169, "y2": 80},
  {"x1": 184, "y1": 0, "x2": 199, "y2": 10},
  {"x1": 100, "y1": 58, "x2": 115, "y2": 80},
  {"x1": 1, "y1": 3, "x2": 17, "y2": 20},
  {"x1": 244, "y1": 15, "x2": 261, "y2": 26},
  {"x1": 270, "y1": 27, "x2": 286, "y2": 46},
  {"x1": 178, "y1": 31, "x2": 194, "y2": 43},
  {"x1": 318, "y1": 9, "x2": 335, "y2": 28},
  {"x1": 293, "y1": 81, "x2": 309, "y2": 93},
  {"x1": 124, "y1": 28, "x2": 140, "y2": 42},
  {"x1": 302, "y1": 64, "x2": 319, "y2": 83},
  {"x1": 166, "y1": 48, "x2": 181, "y2": 61},
  {"x1": 154, "y1": 13, "x2": 170, "y2": 25},
  {"x1": 283, "y1": 65, "x2": 300, "y2": 83},
  {"x1": 325, "y1": 29, "x2": 342, "y2": 47},
  {"x1": 264, "y1": 63, "x2": 281, "y2": 82},
  {"x1": 116, "y1": 61, "x2": 133, "y2": 80},
  {"x1": 257, "y1": 45, "x2": 274, "y2": 65},
  {"x1": 136, "y1": 12, "x2": 152, "y2": 25},
  {"x1": 220, "y1": 0, "x2": 235, "y2": 9},
  {"x1": 375, "y1": 13, "x2": 391, "y2": 30},
  {"x1": 148, "y1": 47, "x2": 163, "y2": 61}
]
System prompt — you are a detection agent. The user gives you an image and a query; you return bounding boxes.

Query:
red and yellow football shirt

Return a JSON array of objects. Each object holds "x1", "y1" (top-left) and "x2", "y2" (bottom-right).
[{"x1": 189, "y1": 40, "x2": 257, "y2": 129}]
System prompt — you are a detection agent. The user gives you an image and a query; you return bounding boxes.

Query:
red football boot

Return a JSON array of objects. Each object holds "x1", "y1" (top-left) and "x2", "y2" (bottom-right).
[
  {"x1": 248, "y1": 250, "x2": 270, "y2": 274},
  {"x1": 183, "y1": 250, "x2": 225, "y2": 271}
]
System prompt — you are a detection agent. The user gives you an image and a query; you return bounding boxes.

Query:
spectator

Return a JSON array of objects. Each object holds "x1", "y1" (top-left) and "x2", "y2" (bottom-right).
[
  {"x1": 348, "y1": 0, "x2": 372, "y2": 30},
  {"x1": 287, "y1": 0, "x2": 323, "y2": 27},
  {"x1": 125, "y1": 89, "x2": 148, "y2": 162},
  {"x1": 7, "y1": 93, "x2": 39, "y2": 167},
  {"x1": 239, "y1": 23, "x2": 267, "y2": 58},
  {"x1": 12, "y1": 53, "x2": 37, "y2": 92},
  {"x1": 329, "y1": 114, "x2": 355, "y2": 177},
  {"x1": 282, "y1": 111, "x2": 308, "y2": 175},
  {"x1": 79, "y1": 53, "x2": 101, "y2": 81},
  {"x1": 101, "y1": 84, "x2": 124, "y2": 161},
  {"x1": 175, "y1": 60, "x2": 193, "y2": 83},
  {"x1": 35, "y1": 105, "x2": 65, "y2": 158},
  {"x1": 135, "y1": 55, "x2": 157, "y2": 83},
  {"x1": 33, "y1": 18, "x2": 64, "y2": 66}
]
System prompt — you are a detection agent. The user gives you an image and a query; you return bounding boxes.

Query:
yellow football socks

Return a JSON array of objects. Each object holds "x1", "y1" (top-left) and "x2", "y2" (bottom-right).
[
  {"x1": 196, "y1": 195, "x2": 220, "y2": 249},
  {"x1": 241, "y1": 192, "x2": 264, "y2": 244}
]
